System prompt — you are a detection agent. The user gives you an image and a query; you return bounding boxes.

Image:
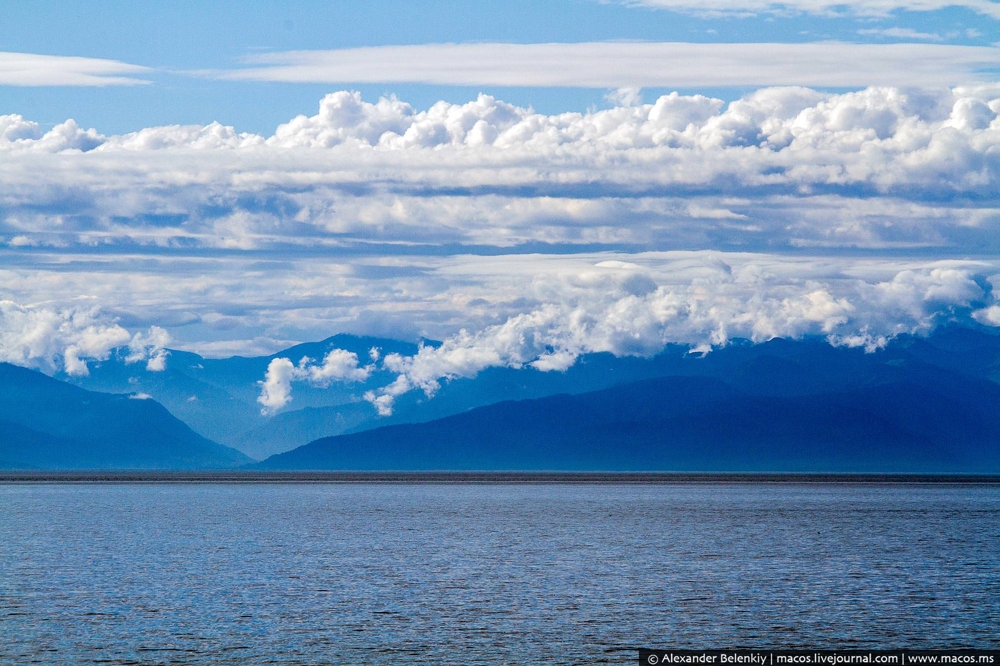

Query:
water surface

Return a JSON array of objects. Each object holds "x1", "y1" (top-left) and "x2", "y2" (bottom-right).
[{"x1": 1, "y1": 483, "x2": 998, "y2": 664}]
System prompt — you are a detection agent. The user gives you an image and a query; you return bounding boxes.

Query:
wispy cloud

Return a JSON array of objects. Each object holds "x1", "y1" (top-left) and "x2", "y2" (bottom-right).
[
  {"x1": 219, "y1": 42, "x2": 1000, "y2": 89},
  {"x1": 616, "y1": 0, "x2": 1000, "y2": 18},
  {"x1": 0, "y1": 52, "x2": 150, "y2": 87},
  {"x1": 858, "y1": 27, "x2": 944, "y2": 40}
]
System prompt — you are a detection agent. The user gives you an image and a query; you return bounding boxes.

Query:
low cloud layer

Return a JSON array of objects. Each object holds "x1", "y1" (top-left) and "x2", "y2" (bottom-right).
[
  {"x1": 357, "y1": 262, "x2": 991, "y2": 414},
  {"x1": 257, "y1": 257, "x2": 997, "y2": 414},
  {"x1": 0, "y1": 300, "x2": 169, "y2": 375}
]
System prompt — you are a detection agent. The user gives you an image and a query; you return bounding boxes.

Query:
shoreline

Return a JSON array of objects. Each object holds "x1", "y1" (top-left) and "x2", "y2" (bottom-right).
[{"x1": 3, "y1": 471, "x2": 1000, "y2": 484}]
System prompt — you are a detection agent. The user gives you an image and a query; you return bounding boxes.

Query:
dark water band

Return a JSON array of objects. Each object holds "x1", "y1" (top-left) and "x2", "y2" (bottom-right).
[{"x1": 3, "y1": 471, "x2": 1000, "y2": 484}]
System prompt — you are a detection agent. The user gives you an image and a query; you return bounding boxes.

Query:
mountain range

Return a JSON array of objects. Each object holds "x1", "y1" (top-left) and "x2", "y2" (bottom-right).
[
  {"x1": 0, "y1": 363, "x2": 250, "y2": 469},
  {"x1": 4, "y1": 326, "x2": 1000, "y2": 471},
  {"x1": 257, "y1": 372, "x2": 1000, "y2": 472},
  {"x1": 59, "y1": 334, "x2": 419, "y2": 459}
]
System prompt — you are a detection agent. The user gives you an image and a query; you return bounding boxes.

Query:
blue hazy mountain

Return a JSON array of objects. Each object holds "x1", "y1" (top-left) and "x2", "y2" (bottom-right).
[
  {"x1": 0, "y1": 363, "x2": 251, "y2": 469},
  {"x1": 324, "y1": 326, "x2": 1000, "y2": 450},
  {"x1": 231, "y1": 402, "x2": 375, "y2": 459},
  {"x1": 255, "y1": 367, "x2": 1000, "y2": 473},
  {"x1": 60, "y1": 326, "x2": 1000, "y2": 461},
  {"x1": 62, "y1": 334, "x2": 420, "y2": 458}
]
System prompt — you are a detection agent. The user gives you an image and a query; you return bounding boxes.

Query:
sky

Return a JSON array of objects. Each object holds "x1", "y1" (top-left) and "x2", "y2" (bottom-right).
[{"x1": 3, "y1": 0, "x2": 1000, "y2": 413}]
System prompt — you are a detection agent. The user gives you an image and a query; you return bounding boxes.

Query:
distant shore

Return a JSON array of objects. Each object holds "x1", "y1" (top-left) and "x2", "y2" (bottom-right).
[{"x1": 3, "y1": 471, "x2": 1000, "y2": 484}]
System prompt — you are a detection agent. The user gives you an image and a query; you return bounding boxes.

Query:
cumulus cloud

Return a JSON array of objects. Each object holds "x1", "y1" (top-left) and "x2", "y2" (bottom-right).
[
  {"x1": 108, "y1": 122, "x2": 264, "y2": 151},
  {"x1": 257, "y1": 358, "x2": 298, "y2": 414},
  {"x1": 618, "y1": 0, "x2": 1000, "y2": 18},
  {"x1": 2, "y1": 86, "x2": 1000, "y2": 255},
  {"x1": 0, "y1": 301, "x2": 170, "y2": 375},
  {"x1": 303, "y1": 348, "x2": 374, "y2": 385},
  {"x1": 220, "y1": 43, "x2": 1000, "y2": 89},
  {"x1": 0, "y1": 52, "x2": 150, "y2": 86},
  {"x1": 127, "y1": 326, "x2": 172, "y2": 371},
  {"x1": 0, "y1": 115, "x2": 105, "y2": 152},
  {"x1": 257, "y1": 348, "x2": 374, "y2": 413},
  {"x1": 973, "y1": 304, "x2": 1000, "y2": 325}
]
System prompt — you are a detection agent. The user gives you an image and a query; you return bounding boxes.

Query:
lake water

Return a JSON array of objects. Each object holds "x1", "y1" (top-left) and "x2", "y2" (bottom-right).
[{"x1": 1, "y1": 483, "x2": 998, "y2": 664}]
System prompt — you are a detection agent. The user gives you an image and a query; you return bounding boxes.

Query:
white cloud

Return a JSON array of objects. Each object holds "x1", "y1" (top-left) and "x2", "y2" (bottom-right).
[
  {"x1": 0, "y1": 115, "x2": 105, "y2": 152},
  {"x1": 269, "y1": 92, "x2": 417, "y2": 148},
  {"x1": 257, "y1": 358, "x2": 297, "y2": 414},
  {"x1": 220, "y1": 42, "x2": 1000, "y2": 89},
  {"x1": 618, "y1": 0, "x2": 1000, "y2": 18},
  {"x1": 109, "y1": 122, "x2": 264, "y2": 150},
  {"x1": 300, "y1": 348, "x2": 373, "y2": 385},
  {"x1": 257, "y1": 348, "x2": 373, "y2": 413},
  {"x1": 2, "y1": 87, "x2": 1000, "y2": 379},
  {"x1": 0, "y1": 300, "x2": 169, "y2": 375},
  {"x1": 0, "y1": 52, "x2": 150, "y2": 87},
  {"x1": 1, "y1": 87, "x2": 998, "y2": 215},
  {"x1": 2, "y1": 85, "x2": 1000, "y2": 264},
  {"x1": 176, "y1": 337, "x2": 301, "y2": 359},
  {"x1": 858, "y1": 27, "x2": 944, "y2": 40},
  {"x1": 973, "y1": 303, "x2": 1000, "y2": 325},
  {"x1": 127, "y1": 326, "x2": 172, "y2": 372},
  {"x1": 356, "y1": 261, "x2": 988, "y2": 414}
]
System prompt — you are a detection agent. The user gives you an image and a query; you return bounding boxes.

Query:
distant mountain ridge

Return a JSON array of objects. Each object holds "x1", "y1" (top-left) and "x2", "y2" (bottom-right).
[
  {"x1": 0, "y1": 363, "x2": 250, "y2": 469},
  {"x1": 255, "y1": 370, "x2": 1000, "y2": 473},
  {"x1": 48, "y1": 325, "x2": 1000, "y2": 467},
  {"x1": 62, "y1": 334, "x2": 421, "y2": 458}
]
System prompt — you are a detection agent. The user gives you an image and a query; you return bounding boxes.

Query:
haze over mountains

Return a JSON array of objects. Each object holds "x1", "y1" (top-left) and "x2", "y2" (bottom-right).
[
  {"x1": 0, "y1": 363, "x2": 250, "y2": 469},
  {"x1": 60, "y1": 334, "x2": 420, "y2": 460},
  {"x1": 3, "y1": 326, "x2": 1000, "y2": 472},
  {"x1": 255, "y1": 327, "x2": 1000, "y2": 472},
  {"x1": 259, "y1": 374, "x2": 1000, "y2": 473}
]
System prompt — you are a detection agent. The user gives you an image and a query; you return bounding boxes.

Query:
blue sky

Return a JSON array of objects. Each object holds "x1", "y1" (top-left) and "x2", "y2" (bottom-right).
[
  {"x1": 2, "y1": 0, "x2": 1000, "y2": 413},
  {"x1": 3, "y1": 0, "x2": 998, "y2": 133}
]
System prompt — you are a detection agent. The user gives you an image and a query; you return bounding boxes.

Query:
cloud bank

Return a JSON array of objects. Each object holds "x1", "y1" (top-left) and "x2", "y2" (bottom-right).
[
  {"x1": 3, "y1": 86, "x2": 1000, "y2": 254},
  {"x1": 3, "y1": 86, "x2": 1000, "y2": 409},
  {"x1": 256, "y1": 256, "x2": 996, "y2": 413},
  {"x1": 357, "y1": 262, "x2": 990, "y2": 414},
  {"x1": 222, "y1": 43, "x2": 1000, "y2": 88}
]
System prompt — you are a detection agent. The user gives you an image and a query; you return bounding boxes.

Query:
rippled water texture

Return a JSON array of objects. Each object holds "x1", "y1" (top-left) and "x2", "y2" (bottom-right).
[{"x1": 1, "y1": 483, "x2": 999, "y2": 664}]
